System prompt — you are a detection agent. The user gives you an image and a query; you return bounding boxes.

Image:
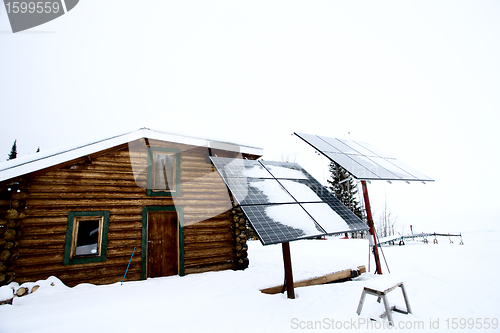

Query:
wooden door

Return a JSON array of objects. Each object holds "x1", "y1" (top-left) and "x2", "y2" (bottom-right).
[{"x1": 147, "y1": 211, "x2": 179, "y2": 278}]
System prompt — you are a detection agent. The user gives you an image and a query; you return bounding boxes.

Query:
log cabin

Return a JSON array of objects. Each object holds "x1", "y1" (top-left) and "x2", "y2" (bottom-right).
[{"x1": 0, "y1": 128, "x2": 262, "y2": 287}]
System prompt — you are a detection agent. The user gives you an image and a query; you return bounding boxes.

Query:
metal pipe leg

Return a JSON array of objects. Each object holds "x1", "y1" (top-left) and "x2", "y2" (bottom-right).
[
  {"x1": 382, "y1": 295, "x2": 394, "y2": 326},
  {"x1": 356, "y1": 290, "x2": 367, "y2": 315},
  {"x1": 400, "y1": 283, "x2": 412, "y2": 314}
]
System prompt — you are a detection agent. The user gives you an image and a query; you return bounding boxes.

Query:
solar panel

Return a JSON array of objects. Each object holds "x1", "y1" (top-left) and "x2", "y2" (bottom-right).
[
  {"x1": 300, "y1": 203, "x2": 349, "y2": 234},
  {"x1": 241, "y1": 204, "x2": 325, "y2": 245},
  {"x1": 210, "y1": 156, "x2": 369, "y2": 245},
  {"x1": 295, "y1": 132, "x2": 434, "y2": 182}
]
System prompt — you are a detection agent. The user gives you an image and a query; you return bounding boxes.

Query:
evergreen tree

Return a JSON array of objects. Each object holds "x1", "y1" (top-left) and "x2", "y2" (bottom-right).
[
  {"x1": 7, "y1": 140, "x2": 17, "y2": 160},
  {"x1": 326, "y1": 161, "x2": 363, "y2": 220}
]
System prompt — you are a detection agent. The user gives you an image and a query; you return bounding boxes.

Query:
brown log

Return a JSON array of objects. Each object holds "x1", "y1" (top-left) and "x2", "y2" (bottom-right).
[
  {"x1": 107, "y1": 230, "x2": 141, "y2": 240},
  {"x1": 0, "y1": 262, "x2": 8, "y2": 271},
  {"x1": 31, "y1": 285, "x2": 40, "y2": 293},
  {"x1": 11, "y1": 200, "x2": 25, "y2": 209},
  {"x1": 184, "y1": 233, "x2": 232, "y2": 243},
  {"x1": 4, "y1": 229, "x2": 16, "y2": 241},
  {"x1": 184, "y1": 241, "x2": 232, "y2": 252},
  {"x1": 32, "y1": 176, "x2": 139, "y2": 187},
  {"x1": 235, "y1": 250, "x2": 248, "y2": 259},
  {"x1": 22, "y1": 216, "x2": 67, "y2": 224},
  {"x1": 106, "y1": 239, "x2": 142, "y2": 248},
  {"x1": 6, "y1": 220, "x2": 16, "y2": 228},
  {"x1": 235, "y1": 235, "x2": 247, "y2": 243},
  {"x1": 18, "y1": 246, "x2": 67, "y2": 256},
  {"x1": 4, "y1": 209, "x2": 19, "y2": 220},
  {"x1": 25, "y1": 199, "x2": 230, "y2": 212},
  {"x1": 0, "y1": 250, "x2": 11, "y2": 262},
  {"x1": 15, "y1": 267, "x2": 142, "y2": 287},
  {"x1": 28, "y1": 184, "x2": 146, "y2": 194},
  {"x1": 21, "y1": 225, "x2": 67, "y2": 236},
  {"x1": 184, "y1": 246, "x2": 232, "y2": 258},
  {"x1": 16, "y1": 237, "x2": 65, "y2": 247},
  {"x1": 184, "y1": 262, "x2": 233, "y2": 275},
  {"x1": 12, "y1": 192, "x2": 29, "y2": 200},
  {"x1": 184, "y1": 255, "x2": 233, "y2": 268},
  {"x1": 0, "y1": 272, "x2": 5, "y2": 283},
  {"x1": 15, "y1": 287, "x2": 28, "y2": 297},
  {"x1": 260, "y1": 266, "x2": 367, "y2": 294},
  {"x1": 15, "y1": 253, "x2": 63, "y2": 266},
  {"x1": 4, "y1": 241, "x2": 14, "y2": 250}
]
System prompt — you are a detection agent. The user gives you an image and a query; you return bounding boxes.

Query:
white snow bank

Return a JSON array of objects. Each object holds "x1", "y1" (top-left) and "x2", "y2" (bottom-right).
[
  {"x1": 0, "y1": 286, "x2": 14, "y2": 302},
  {"x1": 0, "y1": 231, "x2": 498, "y2": 333},
  {"x1": 0, "y1": 277, "x2": 68, "y2": 304}
]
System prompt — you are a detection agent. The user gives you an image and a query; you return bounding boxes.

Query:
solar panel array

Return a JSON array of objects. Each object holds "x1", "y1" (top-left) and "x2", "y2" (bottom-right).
[
  {"x1": 211, "y1": 157, "x2": 368, "y2": 245},
  {"x1": 294, "y1": 133, "x2": 434, "y2": 182}
]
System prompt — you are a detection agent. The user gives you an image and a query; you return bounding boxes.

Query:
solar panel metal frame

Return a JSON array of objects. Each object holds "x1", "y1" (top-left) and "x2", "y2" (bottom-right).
[
  {"x1": 294, "y1": 132, "x2": 434, "y2": 182},
  {"x1": 210, "y1": 156, "x2": 369, "y2": 245}
]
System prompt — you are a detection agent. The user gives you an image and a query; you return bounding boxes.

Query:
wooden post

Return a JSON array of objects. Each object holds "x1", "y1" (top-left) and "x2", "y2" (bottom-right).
[
  {"x1": 282, "y1": 242, "x2": 295, "y2": 299},
  {"x1": 361, "y1": 180, "x2": 383, "y2": 275}
]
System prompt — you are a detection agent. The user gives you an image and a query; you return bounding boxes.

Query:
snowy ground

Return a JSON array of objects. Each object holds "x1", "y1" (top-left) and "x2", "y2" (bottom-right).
[{"x1": 1, "y1": 228, "x2": 499, "y2": 332}]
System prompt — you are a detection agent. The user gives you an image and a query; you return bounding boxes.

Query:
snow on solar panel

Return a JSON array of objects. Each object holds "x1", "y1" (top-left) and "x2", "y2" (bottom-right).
[
  {"x1": 210, "y1": 157, "x2": 272, "y2": 179},
  {"x1": 260, "y1": 161, "x2": 309, "y2": 179}
]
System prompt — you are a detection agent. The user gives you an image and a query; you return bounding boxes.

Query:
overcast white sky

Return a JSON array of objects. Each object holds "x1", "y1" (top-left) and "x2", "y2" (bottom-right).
[{"x1": 1, "y1": 1, "x2": 499, "y2": 234}]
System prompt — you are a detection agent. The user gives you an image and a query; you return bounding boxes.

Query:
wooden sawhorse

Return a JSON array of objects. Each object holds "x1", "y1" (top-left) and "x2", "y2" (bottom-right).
[{"x1": 356, "y1": 281, "x2": 412, "y2": 326}]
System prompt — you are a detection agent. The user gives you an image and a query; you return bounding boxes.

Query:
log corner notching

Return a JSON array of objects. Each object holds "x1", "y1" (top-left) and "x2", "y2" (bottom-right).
[
  {"x1": 230, "y1": 204, "x2": 250, "y2": 270},
  {"x1": 0, "y1": 178, "x2": 29, "y2": 286}
]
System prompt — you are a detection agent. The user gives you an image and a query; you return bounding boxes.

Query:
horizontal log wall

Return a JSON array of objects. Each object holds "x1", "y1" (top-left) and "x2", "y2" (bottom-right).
[{"x1": 12, "y1": 140, "x2": 252, "y2": 286}]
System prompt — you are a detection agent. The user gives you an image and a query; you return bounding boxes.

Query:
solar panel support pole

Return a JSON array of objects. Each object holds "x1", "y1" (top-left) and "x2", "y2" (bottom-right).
[
  {"x1": 282, "y1": 242, "x2": 295, "y2": 299},
  {"x1": 361, "y1": 180, "x2": 383, "y2": 275}
]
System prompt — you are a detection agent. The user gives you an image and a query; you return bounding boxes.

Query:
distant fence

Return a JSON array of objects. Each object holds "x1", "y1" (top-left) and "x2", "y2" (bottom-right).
[{"x1": 378, "y1": 232, "x2": 464, "y2": 246}]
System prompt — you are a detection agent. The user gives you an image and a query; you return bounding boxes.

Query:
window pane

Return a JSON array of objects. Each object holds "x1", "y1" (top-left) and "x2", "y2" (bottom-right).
[
  {"x1": 75, "y1": 220, "x2": 100, "y2": 256},
  {"x1": 153, "y1": 153, "x2": 175, "y2": 191}
]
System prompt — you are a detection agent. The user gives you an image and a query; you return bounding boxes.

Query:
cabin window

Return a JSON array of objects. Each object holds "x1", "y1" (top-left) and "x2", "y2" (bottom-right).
[
  {"x1": 63, "y1": 211, "x2": 110, "y2": 265},
  {"x1": 147, "y1": 148, "x2": 181, "y2": 196}
]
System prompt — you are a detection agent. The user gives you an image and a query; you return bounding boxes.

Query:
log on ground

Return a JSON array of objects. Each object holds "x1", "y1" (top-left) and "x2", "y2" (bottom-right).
[{"x1": 260, "y1": 265, "x2": 366, "y2": 294}]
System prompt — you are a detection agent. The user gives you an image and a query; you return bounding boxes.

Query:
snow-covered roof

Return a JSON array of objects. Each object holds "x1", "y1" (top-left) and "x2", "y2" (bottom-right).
[{"x1": 0, "y1": 128, "x2": 263, "y2": 183}]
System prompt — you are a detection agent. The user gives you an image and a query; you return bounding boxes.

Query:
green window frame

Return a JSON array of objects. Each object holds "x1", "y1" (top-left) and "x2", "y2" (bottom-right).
[
  {"x1": 147, "y1": 147, "x2": 181, "y2": 197},
  {"x1": 63, "y1": 211, "x2": 110, "y2": 265}
]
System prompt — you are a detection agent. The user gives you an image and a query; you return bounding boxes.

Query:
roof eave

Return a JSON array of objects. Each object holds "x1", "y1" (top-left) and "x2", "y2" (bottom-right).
[{"x1": 0, "y1": 128, "x2": 263, "y2": 183}]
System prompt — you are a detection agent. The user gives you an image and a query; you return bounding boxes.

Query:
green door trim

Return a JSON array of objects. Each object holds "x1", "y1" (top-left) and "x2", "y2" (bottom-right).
[{"x1": 141, "y1": 206, "x2": 184, "y2": 279}]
